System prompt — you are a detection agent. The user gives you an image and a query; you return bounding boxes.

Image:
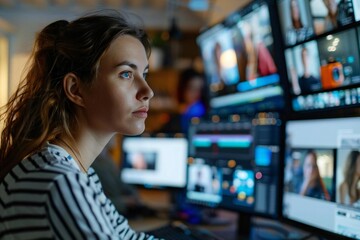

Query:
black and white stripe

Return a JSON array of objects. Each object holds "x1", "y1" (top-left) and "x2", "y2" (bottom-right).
[{"x1": 0, "y1": 144, "x2": 158, "y2": 240}]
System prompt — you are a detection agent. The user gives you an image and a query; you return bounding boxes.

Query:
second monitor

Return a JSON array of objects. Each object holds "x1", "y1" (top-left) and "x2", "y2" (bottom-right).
[
  {"x1": 121, "y1": 135, "x2": 188, "y2": 189},
  {"x1": 186, "y1": 112, "x2": 283, "y2": 218}
]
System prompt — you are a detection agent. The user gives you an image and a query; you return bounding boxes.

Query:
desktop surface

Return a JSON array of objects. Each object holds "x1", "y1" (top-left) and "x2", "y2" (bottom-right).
[{"x1": 129, "y1": 205, "x2": 325, "y2": 240}]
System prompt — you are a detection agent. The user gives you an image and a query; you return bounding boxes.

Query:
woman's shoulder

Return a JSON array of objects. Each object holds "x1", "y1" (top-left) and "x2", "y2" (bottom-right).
[
  {"x1": 2, "y1": 145, "x2": 81, "y2": 185},
  {"x1": 26, "y1": 145, "x2": 80, "y2": 174}
]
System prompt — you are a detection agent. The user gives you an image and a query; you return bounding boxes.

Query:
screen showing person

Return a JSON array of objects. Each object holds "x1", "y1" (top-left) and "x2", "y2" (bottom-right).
[
  {"x1": 284, "y1": 149, "x2": 333, "y2": 201},
  {"x1": 121, "y1": 136, "x2": 188, "y2": 188},
  {"x1": 317, "y1": 28, "x2": 360, "y2": 90},
  {"x1": 336, "y1": 149, "x2": 360, "y2": 208},
  {"x1": 277, "y1": 0, "x2": 314, "y2": 46},
  {"x1": 186, "y1": 158, "x2": 222, "y2": 205},
  {"x1": 124, "y1": 151, "x2": 156, "y2": 170},
  {"x1": 196, "y1": 1, "x2": 283, "y2": 113},
  {"x1": 236, "y1": 6, "x2": 277, "y2": 81},
  {"x1": 197, "y1": 26, "x2": 240, "y2": 97},
  {"x1": 283, "y1": 117, "x2": 360, "y2": 239},
  {"x1": 285, "y1": 40, "x2": 322, "y2": 95},
  {"x1": 310, "y1": 0, "x2": 356, "y2": 35}
]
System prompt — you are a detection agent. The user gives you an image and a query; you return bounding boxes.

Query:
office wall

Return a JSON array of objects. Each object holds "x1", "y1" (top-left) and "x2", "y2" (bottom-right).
[{"x1": 0, "y1": 0, "x2": 251, "y2": 98}]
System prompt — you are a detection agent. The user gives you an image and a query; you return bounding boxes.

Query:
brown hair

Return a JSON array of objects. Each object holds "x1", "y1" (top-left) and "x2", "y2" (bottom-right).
[
  {"x1": 0, "y1": 10, "x2": 151, "y2": 180},
  {"x1": 343, "y1": 150, "x2": 360, "y2": 201}
]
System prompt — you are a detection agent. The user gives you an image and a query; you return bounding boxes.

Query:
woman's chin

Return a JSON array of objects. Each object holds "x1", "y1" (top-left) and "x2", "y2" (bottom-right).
[{"x1": 122, "y1": 126, "x2": 145, "y2": 136}]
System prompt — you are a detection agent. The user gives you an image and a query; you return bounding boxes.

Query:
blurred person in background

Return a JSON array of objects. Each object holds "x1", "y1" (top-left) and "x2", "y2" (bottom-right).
[{"x1": 160, "y1": 67, "x2": 207, "y2": 134}]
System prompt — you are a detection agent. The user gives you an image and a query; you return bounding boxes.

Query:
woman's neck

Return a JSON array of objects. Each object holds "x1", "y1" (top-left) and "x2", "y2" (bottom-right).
[{"x1": 52, "y1": 132, "x2": 112, "y2": 173}]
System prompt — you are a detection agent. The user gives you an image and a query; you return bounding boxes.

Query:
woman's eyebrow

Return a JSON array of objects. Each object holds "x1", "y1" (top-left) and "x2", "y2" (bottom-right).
[
  {"x1": 114, "y1": 61, "x2": 138, "y2": 70},
  {"x1": 115, "y1": 61, "x2": 149, "y2": 72}
]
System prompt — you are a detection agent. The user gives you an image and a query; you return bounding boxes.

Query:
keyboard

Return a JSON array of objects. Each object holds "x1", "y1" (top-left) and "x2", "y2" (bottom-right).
[{"x1": 146, "y1": 221, "x2": 223, "y2": 240}]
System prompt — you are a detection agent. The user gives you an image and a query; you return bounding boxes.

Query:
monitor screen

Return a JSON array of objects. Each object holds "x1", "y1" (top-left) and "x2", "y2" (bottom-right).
[
  {"x1": 278, "y1": 0, "x2": 360, "y2": 113},
  {"x1": 277, "y1": 0, "x2": 315, "y2": 46},
  {"x1": 309, "y1": 0, "x2": 357, "y2": 36},
  {"x1": 278, "y1": 0, "x2": 358, "y2": 47},
  {"x1": 283, "y1": 116, "x2": 360, "y2": 239},
  {"x1": 121, "y1": 135, "x2": 188, "y2": 188},
  {"x1": 196, "y1": 0, "x2": 284, "y2": 115},
  {"x1": 186, "y1": 112, "x2": 282, "y2": 217}
]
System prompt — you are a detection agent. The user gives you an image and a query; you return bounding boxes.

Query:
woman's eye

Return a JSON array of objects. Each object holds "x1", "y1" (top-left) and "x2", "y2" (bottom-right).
[
  {"x1": 119, "y1": 71, "x2": 133, "y2": 79},
  {"x1": 143, "y1": 72, "x2": 148, "y2": 80}
]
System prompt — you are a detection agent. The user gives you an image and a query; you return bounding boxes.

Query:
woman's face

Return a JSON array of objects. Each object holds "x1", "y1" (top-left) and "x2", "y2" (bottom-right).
[
  {"x1": 82, "y1": 35, "x2": 153, "y2": 136},
  {"x1": 303, "y1": 153, "x2": 319, "y2": 180}
]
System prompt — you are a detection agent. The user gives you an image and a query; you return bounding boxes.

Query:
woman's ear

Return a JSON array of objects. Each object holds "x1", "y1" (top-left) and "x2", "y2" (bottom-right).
[{"x1": 63, "y1": 73, "x2": 85, "y2": 107}]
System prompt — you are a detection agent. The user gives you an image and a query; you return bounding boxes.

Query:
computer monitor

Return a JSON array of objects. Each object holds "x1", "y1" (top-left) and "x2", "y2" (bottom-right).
[
  {"x1": 121, "y1": 135, "x2": 188, "y2": 189},
  {"x1": 196, "y1": 0, "x2": 284, "y2": 115},
  {"x1": 277, "y1": 0, "x2": 360, "y2": 113},
  {"x1": 283, "y1": 116, "x2": 360, "y2": 239},
  {"x1": 185, "y1": 112, "x2": 283, "y2": 225}
]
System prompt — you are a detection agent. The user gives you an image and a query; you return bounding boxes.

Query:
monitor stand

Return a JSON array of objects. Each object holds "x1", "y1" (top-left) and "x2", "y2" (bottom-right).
[
  {"x1": 125, "y1": 203, "x2": 158, "y2": 219},
  {"x1": 237, "y1": 212, "x2": 252, "y2": 238}
]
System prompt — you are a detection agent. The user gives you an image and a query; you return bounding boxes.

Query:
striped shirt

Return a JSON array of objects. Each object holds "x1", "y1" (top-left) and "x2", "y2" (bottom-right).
[{"x1": 0, "y1": 144, "x2": 159, "y2": 240}]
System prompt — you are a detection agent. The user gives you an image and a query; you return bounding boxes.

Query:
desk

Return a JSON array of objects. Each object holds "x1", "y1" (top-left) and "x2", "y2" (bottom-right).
[
  {"x1": 129, "y1": 209, "x2": 326, "y2": 240},
  {"x1": 128, "y1": 189, "x2": 324, "y2": 240}
]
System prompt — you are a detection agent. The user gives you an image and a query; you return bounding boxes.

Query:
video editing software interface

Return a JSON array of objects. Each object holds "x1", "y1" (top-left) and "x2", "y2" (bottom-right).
[
  {"x1": 283, "y1": 116, "x2": 360, "y2": 239},
  {"x1": 186, "y1": 112, "x2": 282, "y2": 217},
  {"x1": 277, "y1": 0, "x2": 360, "y2": 112},
  {"x1": 121, "y1": 135, "x2": 188, "y2": 189},
  {"x1": 196, "y1": 0, "x2": 284, "y2": 115}
]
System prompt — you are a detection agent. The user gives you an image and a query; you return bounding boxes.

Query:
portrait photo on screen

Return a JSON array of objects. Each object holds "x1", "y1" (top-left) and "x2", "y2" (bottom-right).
[
  {"x1": 317, "y1": 28, "x2": 360, "y2": 90},
  {"x1": 284, "y1": 148, "x2": 334, "y2": 201},
  {"x1": 187, "y1": 158, "x2": 221, "y2": 195},
  {"x1": 310, "y1": 0, "x2": 356, "y2": 35},
  {"x1": 198, "y1": 26, "x2": 240, "y2": 97},
  {"x1": 285, "y1": 40, "x2": 322, "y2": 95},
  {"x1": 278, "y1": 0, "x2": 314, "y2": 46},
  {"x1": 336, "y1": 149, "x2": 360, "y2": 208},
  {"x1": 123, "y1": 151, "x2": 157, "y2": 170},
  {"x1": 235, "y1": 4, "x2": 277, "y2": 82}
]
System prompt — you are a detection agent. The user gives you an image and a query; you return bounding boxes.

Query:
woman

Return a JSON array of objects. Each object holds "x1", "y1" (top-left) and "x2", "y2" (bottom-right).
[
  {"x1": 159, "y1": 68, "x2": 206, "y2": 134},
  {"x1": 299, "y1": 150, "x2": 330, "y2": 201},
  {"x1": 322, "y1": 0, "x2": 338, "y2": 32},
  {"x1": 177, "y1": 68, "x2": 206, "y2": 132},
  {"x1": 0, "y1": 11, "x2": 158, "y2": 239},
  {"x1": 338, "y1": 150, "x2": 360, "y2": 207},
  {"x1": 286, "y1": 0, "x2": 313, "y2": 45}
]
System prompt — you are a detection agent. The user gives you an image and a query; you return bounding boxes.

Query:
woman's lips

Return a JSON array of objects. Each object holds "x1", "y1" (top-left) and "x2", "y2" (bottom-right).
[{"x1": 133, "y1": 108, "x2": 148, "y2": 118}]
